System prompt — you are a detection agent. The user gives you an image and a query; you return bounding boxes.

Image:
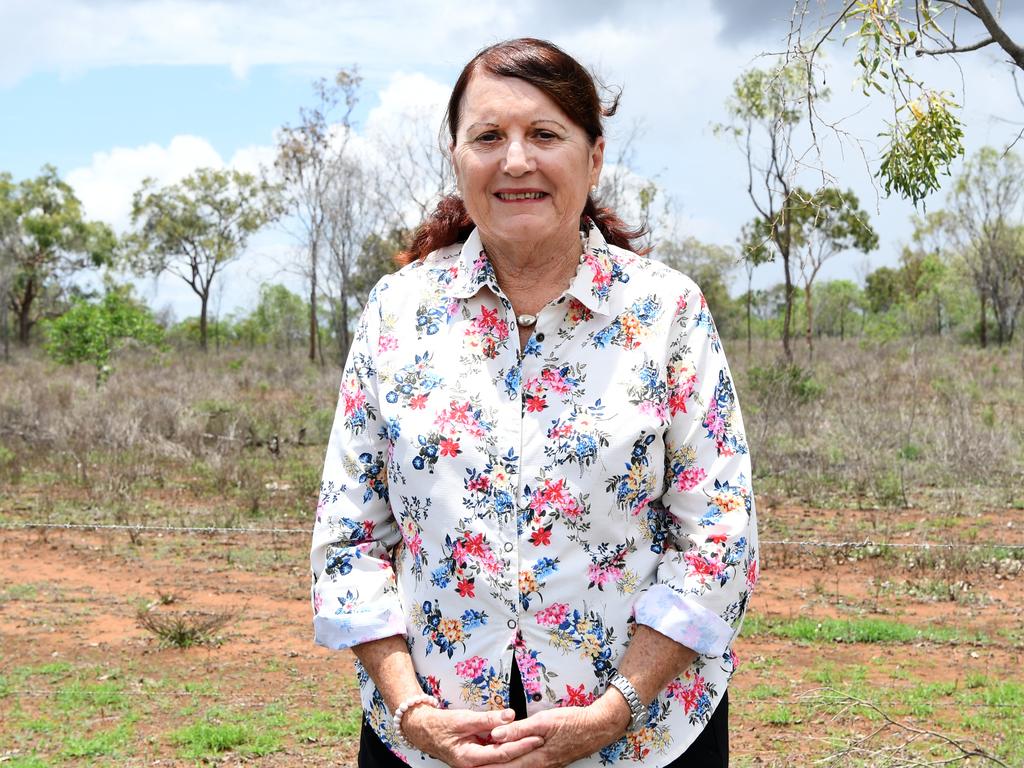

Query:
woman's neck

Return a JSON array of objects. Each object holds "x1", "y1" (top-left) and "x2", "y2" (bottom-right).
[{"x1": 482, "y1": 227, "x2": 582, "y2": 316}]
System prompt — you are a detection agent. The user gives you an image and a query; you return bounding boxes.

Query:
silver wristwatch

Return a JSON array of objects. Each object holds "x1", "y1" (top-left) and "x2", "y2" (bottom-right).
[{"x1": 607, "y1": 670, "x2": 647, "y2": 731}]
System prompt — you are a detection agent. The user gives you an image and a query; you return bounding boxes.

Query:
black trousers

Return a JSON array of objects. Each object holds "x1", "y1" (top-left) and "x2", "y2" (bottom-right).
[{"x1": 358, "y1": 662, "x2": 729, "y2": 767}]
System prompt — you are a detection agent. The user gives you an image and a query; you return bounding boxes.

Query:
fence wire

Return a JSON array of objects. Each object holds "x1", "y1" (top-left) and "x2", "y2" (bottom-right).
[{"x1": 2, "y1": 520, "x2": 1024, "y2": 551}]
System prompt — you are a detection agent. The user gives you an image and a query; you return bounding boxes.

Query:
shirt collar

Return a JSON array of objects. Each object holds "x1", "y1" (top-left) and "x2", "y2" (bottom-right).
[{"x1": 446, "y1": 219, "x2": 618, "y2": 317}]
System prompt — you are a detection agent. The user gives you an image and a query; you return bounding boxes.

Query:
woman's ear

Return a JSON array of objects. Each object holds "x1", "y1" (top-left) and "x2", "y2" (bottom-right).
[{"x1": 590, "y1": 136, "x2": 606, "y2": 188}]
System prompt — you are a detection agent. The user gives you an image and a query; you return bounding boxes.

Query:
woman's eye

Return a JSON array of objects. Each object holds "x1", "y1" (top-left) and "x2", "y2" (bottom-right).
[
  {"x1": 535, "y1": 130, "x2": 558, "y2": 140},
  {"x1": 475, "y1": 132, "x2": 500, "y2": 143}
]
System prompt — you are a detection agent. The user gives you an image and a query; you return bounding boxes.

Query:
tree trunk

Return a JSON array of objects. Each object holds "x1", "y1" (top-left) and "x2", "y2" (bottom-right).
[
  {"x1": 980, "y1": 292, "x2": 988, "y2": 348},
  {"x1": 199, "y1": 292, "x2": 209, "y2": 351},
  {"x1": 16, "y1": 276, "x2": 36, "y2": 346},
  {"x1": 804, "y1": 283, "x2": 814, "y2": 362},
  {"x1": 746, "y1": 289, "x2": 752, "y2": 359},
  {"x1": 839, "y1": 304, "x2": 846, "y2": 341},
  {"x1": 1, "y1": 288, "x2": 9, "y2": 362},
  {"x1": 309, "y1": 243, "x2": 318, "y2": 363},
  {"x1": 779, "y1": 202, "x2": 794, "y2": 363}
]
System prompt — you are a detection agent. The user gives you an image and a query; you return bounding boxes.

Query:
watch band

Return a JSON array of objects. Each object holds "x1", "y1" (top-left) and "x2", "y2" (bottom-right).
[{"x1": 607, "y1": 670, "x2": 647, "y2": 731}]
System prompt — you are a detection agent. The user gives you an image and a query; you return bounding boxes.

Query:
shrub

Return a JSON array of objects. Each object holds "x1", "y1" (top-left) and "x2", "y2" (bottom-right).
[{"x1": 44, "y1": 287, "x2": 164, "y2": 384}]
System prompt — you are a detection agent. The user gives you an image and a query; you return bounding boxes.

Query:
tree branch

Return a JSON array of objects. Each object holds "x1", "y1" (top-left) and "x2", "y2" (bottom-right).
[
  {"x1": 915, "y1": 35, "x2": 996, "y2": 57},
  {"x1": 967, "y1": 0, "x2": 1024, "y2": 70}
]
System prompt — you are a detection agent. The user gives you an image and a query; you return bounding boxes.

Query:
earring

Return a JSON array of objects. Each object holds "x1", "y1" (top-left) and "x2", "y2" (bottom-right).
[{"x1": 590, "y1": 184, "x2": 598, "y2": 194}]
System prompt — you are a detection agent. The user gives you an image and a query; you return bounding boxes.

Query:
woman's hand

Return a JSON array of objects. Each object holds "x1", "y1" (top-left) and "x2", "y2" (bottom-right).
[
  {"x1": 476, "y1": 693, "x2": 631, "y2": 768},
  {"x1": 402, "y1": 705, "x2": 546, "y2": 768}
]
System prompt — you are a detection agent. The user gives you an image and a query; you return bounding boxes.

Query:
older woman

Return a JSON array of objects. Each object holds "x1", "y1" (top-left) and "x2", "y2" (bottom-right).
[{"x1": 311, "y1": 38, "x2": 757, "y2": 767}]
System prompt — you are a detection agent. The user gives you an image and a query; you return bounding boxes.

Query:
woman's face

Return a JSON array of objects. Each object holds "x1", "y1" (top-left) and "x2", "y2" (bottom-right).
[{"x1": 451, "y1": 72, "x2": 604, "y2": 254}]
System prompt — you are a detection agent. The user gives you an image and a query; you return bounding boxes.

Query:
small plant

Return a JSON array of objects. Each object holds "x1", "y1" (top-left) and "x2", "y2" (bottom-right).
[
  {"x1": 136, "y1": 606, "x2": 234, "y2": 648},
  {"x1": 748, "y1": 362, "x2": 825, "y2": 406}
]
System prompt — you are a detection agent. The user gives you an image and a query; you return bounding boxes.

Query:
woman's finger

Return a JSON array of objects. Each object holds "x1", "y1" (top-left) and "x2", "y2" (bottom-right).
[
  {"x1": 449, "y1": 707, "x2": 516, "y2": 735},
  {"x1": 460, "y1": 735, "x2": 545, "y2": 765}
]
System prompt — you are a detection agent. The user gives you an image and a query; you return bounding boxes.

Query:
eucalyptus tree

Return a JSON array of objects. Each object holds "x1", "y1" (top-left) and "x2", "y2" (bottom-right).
[
  {"x1": 275, "y1": 69, "x2": 361, "y2": 363},
  {"x1": 127, "y1": 168, "x2": 281, "y2": 351},
  {"x1": 790, "y1": 0, "x2": 1022, "y2": 204},
  {"x1": 718, "y1": 62, "x2": 817, "y2": 362},
  {"x1": 0, "y1": 166, "x2": 116, "y2": 347}
]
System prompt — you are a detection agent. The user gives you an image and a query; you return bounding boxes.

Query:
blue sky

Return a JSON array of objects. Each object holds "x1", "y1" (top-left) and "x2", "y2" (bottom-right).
[{"x1": 2, "y1": 0, "x2": 1021, "y2": 321}]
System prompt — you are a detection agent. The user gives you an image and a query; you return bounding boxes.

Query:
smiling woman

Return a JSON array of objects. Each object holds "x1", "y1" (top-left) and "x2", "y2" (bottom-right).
[{"x1": 310, "y1": 37, "x2": 757, "y2": 768}]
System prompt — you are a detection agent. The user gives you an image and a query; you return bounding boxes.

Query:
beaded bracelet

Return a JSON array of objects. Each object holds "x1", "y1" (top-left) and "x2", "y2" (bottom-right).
[{"x1": 392, "y1": 693, "x2": 439, "y2": 748}]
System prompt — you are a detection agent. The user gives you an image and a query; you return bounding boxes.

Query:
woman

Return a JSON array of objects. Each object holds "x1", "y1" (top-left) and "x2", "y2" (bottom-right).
[{"x1": 311, "y1": 38, "x2": 757, "y2": 767}]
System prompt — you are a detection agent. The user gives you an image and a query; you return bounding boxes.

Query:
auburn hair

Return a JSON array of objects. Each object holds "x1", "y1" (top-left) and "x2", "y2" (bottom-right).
[{"x1": 395, "y1": 38, "x2": 648, "y2": 266}]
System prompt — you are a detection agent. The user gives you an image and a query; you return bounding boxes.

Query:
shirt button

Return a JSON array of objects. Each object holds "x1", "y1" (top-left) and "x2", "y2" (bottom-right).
[
  {"x1": 503, "y1": 542, "x2": 514, "y2": 552},
  {"x1": 507, "y1": 619, "x2": 517, "y2": 629},
  {"x1": 536, "y1": 333, "x2": 545, "y2": 342}
]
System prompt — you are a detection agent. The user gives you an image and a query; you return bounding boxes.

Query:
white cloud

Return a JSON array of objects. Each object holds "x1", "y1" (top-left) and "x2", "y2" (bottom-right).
[{"x1": 66, "y1": 135, "x2": 225, "y2": 231}]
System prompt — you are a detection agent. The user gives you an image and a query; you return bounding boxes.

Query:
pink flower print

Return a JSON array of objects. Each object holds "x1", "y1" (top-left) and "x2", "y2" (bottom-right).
[
  {"x1": 675, "y1": 467, "x2": 706, "y2": 492},
  {"x1": 342, "y1": 386, "x2": 366, "y2": 417},
  {"x1": 535, "y1": 603, "x2": 569, "y2": 627},
  {"x1": 562, "y1": 683, "x2": 597, "y2": 707},
  {"x1": 377, "y1": 334, "x2": 398, "y2": 353},
  {"x1": 685, "y1": 551, "x2": 725, "y2": 583},
  {"x1": 542, "y1": 368, "x2": 571, "y2": 394},
  {"x1": 746, "y1": 558, "x2": 759, "y2": 590},
  {"x1": 467, "y1": 475, "x2": 490, "y2": 493},
  {"x1": 587, "y1": 563, "x2": 622, "y2": 587},
  {"x1": 455, "y1": 656, "x2": 487, "y2": 679},
  {"x1": 313, "y1": 591, "x2": 324, "y2": 614}
]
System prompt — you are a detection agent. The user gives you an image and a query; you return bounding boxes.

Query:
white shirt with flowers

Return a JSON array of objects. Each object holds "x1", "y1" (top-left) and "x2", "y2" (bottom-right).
[{"x1": 310, "y1": 219, "x2": 758, "y2": 766}]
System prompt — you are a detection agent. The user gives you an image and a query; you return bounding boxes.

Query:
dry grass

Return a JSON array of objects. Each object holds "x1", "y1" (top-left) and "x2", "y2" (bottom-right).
[{"x1": 1, "y1": 336, "x2": 1022, "y2": 532}]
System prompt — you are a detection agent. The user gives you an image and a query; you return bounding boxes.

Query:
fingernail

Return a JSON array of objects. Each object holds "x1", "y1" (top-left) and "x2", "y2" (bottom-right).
[{"x1": 502, "y1": 709, "x2": 515, "y2": 721}]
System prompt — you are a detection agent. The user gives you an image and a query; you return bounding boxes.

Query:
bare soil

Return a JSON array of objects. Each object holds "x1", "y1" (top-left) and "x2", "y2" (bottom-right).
[{"x1": 2, "y1": 501, "x2": 1022, "y2": 766}]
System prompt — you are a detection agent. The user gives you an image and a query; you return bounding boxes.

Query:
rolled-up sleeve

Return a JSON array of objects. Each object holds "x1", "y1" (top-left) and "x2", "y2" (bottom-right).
[
  {"x1": 633, "y1": 285, "x2": 759, "y2": 658},
  {"x1": 311, "y1": 281, "x2": 405, "y2": 650}
]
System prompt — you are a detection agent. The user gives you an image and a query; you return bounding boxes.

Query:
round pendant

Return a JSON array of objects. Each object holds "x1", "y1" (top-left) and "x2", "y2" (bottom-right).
[{"x1": 516, "y1": 313, "x2": 537, "y2": 327}]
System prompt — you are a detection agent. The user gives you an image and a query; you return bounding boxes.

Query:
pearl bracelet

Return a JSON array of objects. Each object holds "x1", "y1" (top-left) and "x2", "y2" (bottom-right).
[{"x1": 392, "y1": 693, "x2": 439, "y2": 748}]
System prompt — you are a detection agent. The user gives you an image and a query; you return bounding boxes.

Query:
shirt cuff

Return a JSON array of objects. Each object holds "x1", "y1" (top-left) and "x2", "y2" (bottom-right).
[
  {"x1": 313, "y1": 600, "x2": 407, "y2": 650},
  {"x1": 633, "y1": 583, "x2": 735, "y2": 657}
]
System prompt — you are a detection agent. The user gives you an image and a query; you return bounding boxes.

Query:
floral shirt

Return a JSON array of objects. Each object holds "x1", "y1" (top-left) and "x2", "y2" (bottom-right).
[{"x1": 310, "y1": 220, "x2": 758, "y2": 766}]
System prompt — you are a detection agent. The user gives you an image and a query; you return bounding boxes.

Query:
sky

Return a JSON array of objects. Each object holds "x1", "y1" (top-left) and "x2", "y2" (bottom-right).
[{"x1": 2, "y1": 0, "x2": 1022, "y2": 322}]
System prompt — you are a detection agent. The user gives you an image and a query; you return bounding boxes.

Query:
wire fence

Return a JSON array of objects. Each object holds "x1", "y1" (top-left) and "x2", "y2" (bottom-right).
[
  {"x1": 2, "y1": 520, "x2": 1024, "y2": 551},
  {"x1": 3, "y1": 686, "x2": 1021, "y2": 709}
]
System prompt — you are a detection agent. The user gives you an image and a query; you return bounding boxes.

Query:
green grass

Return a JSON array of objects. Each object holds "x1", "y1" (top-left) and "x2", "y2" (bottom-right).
[
  {"x1": 169, "y1": 720, "x2": 281, "y2": 758},
  {"x1": 743, "y1": 615, "x2": 992, "y2": 645},
  {"x1": 294, "y1": 707, "x2": 362, "y2": 741},
  {"x1": 168, "y1": 705, "x2": 286, "y2": 758},
  {"x1": 62, "y1": 722, "x2": 133, "y2": 758}
]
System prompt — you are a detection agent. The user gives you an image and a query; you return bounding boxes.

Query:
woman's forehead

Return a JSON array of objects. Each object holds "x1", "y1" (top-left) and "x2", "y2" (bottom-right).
[{"x1": 458, "y1": 72, "x2": 571, "y2": 129}]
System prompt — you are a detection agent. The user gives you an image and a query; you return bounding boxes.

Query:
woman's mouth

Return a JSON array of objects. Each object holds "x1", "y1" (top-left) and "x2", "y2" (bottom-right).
[{"x1": 495, "y1": 191, "x2": 548, "y2": 201}]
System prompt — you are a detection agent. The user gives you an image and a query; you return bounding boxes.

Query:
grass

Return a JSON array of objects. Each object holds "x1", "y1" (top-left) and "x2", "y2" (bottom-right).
[
  {"x1": 169, "y1": 707, "x2": 284, "y2": 758},
  {"x1": 136, "y1": 606, "x2": 235, "y2": 648},
  {"x1": 743, "y1": 615, "x2": 994, "y2": 645},
  {"x1": 295, "y1": 707, "x2": 363, "y2": 741}
]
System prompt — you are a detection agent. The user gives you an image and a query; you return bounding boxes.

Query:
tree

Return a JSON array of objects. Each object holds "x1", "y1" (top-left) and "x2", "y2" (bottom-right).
[
  {"x1": 275, "y1": 69, "x2": 361, "y2": 363},
  {"x1": 793, "y1": 0, "x2": 1022, "y2": 203},
  {"x1": 251, "y1": 283, "x2": 307, "y2": 353},
  {"x1": 789, "y1": 187, "x2": 878, "y2": 358},
  {"x1": 814, "y1": 279, "x2": 866, "y2": 340},
  {"x1": 945, "y1": 147, "x2": 1024, "y2": 345},
  {"x1": 0, "y1": 166, "x2": 116, "y2": 346},
  {"x1": 718, "y1": 62, "x2": 816, "y2": 362},
  {"x1": 43, "y1": 282, "x2": 164, "y2": 385},
  {"x1": 127, "y1": 168, "x2": 280, "y2": 351},
  {"x1": 321, "y1": 152, "x2": 390, "y2": 362}
]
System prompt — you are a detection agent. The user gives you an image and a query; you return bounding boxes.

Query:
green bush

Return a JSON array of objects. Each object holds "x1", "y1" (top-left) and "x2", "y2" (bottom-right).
[
  {"x1": 43, "y1": 286, "x2": 164, "y2": 384},
  {"x1": 747, "y1": 362, "x2": 824, "y2": 406}
]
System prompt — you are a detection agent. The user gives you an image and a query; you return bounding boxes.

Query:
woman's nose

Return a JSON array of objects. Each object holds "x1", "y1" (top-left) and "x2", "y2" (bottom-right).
[{"x1": 502, "y1": 139, "x2": 534, "y2": 176}]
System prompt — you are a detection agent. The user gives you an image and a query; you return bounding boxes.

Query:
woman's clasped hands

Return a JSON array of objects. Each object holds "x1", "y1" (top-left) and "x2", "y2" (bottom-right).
[{"x1": 402, "y1": 695, "x2": 630, "y2": 768}]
